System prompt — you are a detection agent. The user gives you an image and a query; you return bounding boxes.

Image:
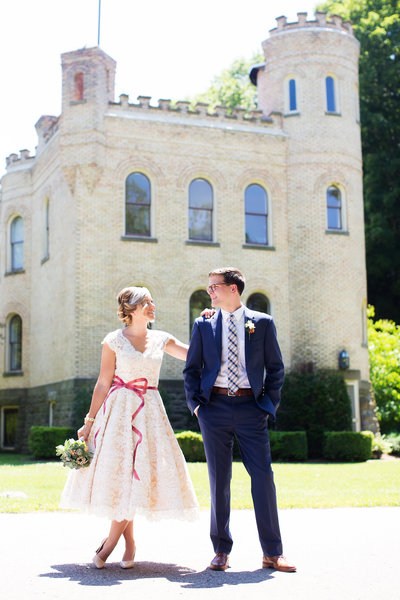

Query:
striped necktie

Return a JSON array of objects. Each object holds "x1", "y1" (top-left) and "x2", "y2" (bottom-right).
[{"x1": 227, "y1": 313, "x2": 239, "y2": 394}]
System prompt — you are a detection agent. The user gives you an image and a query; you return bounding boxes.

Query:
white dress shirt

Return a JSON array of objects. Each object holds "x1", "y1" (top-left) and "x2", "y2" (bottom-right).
[{"x1": 214, "y1": 304, "x2": 251, "y2": 389}]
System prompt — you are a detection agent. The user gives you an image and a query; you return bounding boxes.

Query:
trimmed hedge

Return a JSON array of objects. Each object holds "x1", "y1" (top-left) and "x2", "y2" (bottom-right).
[
  {"x1": 276, "y1": 369, "x2": 353, "y2": 458},
  {"x1": 323, "y1": 431, "x2": 373, "y2": 462},
  {"x1": 28, "y1": 426, "x2": 75, "y2": 459},
  {"x1": 175, "y1": 431, "x2": 206, "y2": 461},
  {"x1": 269, "y1": 431, "x2": 307, "y2": 461},
  {"x1": 175, "y1": 430, "x2": 307, "y2": 462}
]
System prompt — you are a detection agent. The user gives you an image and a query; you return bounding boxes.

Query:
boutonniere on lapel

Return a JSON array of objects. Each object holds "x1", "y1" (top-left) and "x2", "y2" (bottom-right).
[{"x1": 245, "y1": 319, "x2": 256, "y2": 339}]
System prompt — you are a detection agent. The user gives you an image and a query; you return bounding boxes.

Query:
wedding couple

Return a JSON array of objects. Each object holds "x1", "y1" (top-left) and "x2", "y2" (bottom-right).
[{"x1": 60, "y1": 267, "x2": 296, "y2": 573}]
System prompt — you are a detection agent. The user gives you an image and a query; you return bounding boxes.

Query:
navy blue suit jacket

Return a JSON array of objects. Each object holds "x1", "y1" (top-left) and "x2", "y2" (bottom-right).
[{"x1": 183, "y1": 307, "x2": 285, "y2": 420}]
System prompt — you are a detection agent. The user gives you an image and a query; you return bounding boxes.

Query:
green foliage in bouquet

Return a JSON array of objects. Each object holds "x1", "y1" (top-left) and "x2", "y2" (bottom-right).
[{"x1": 55, "y1": 438, "x2": 93, "y2": 469}]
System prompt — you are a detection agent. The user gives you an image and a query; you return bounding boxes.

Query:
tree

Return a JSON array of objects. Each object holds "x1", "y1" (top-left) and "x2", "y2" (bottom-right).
[
  {"x1": 191, "y1": 53, "x2": 263, "y2": 113},
  {"x1": 367, "y1": 305, "x2": 400, "y2": 432},
  {"x1": 316, "y1": 0, "x2": 400, "y2": 321}
]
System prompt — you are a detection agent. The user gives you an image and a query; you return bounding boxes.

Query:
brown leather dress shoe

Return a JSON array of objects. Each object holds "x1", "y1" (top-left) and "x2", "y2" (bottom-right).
[
  {"x1": 209, "y1": 552, "x2": 229, "y2": 571},
  {"x1": 262, "y1": 555, "x2": 296, "y2": 572}
]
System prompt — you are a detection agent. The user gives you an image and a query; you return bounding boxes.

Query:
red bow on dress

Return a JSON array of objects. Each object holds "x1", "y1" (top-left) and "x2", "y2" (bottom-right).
[{"x1": 94, "y1": 376, "x2": 158, "y2": 480}]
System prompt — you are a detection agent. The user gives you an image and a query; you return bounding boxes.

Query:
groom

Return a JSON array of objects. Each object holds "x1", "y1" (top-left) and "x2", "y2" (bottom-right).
[{"x1": 184, "y1": 267, "x2": 296, "y2": 572}]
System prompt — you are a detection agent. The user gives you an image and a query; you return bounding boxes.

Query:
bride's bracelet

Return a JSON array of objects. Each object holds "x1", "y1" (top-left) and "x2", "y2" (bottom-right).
[{"x1": 84, "y1": 414, "x2": 95, "y2": 425}]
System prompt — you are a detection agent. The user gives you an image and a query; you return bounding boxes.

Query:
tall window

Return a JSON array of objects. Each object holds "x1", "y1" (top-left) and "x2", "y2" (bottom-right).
[
  {"x1": 245, "y1": 184, "x2": 268, "y2": 245},
  {"x1": 188, "y1": 179, "x2": 213, "y2": 241},
  {"x1": 1, "y1": 407, "x2": 19, "y2": 449},
  {"x1": 327, "y1": 185, "x2": 342, "y2": 230},
  {"x1": 8, "y1": 315, "x2": 22, "y2": 372},
  {"x1": 289, "y1": 78, "x2": 297, "y2": 112},
  {"x1": 73, "y1": 72, "x2": 84, "y2": 101},
  {"x1": 10, "y1": 216, "x2": 24, "y2": 271},
  {"x1": 125, "y1": 172, "x2": 151, "y2": 236},
  {"x1": 326, "y1": 76, "x2": 336, "y2": 112},
  {"x1": 246, "y1": 292, "x2": 270, "y2": 314},
  {"x1": 189, "y1": 290, "x2": 209, "y2": 335}
]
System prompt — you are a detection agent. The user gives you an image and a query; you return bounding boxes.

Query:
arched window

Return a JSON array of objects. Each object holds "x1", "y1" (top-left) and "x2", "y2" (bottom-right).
[
  {"x1": 327, "y1": 185, "x2": 342, "y2": 230},
  {"x1": 73, "y1": 72, "x2": 84, "y2": 101},
  {"x1": 189, "y1": 289, "x2": 210, "y2": 335},
  {"x1": 246, "y1": 292, "x2": 270, "y2": 314},
  {"x1": 8, "y1": 315, "x2": 22, "y2": 372},
  {"x1": 245, "y1": 184, "x2": 268, "y2": 245},
  {"x1": 188, "y1": 179, "x2": 213, "y2": 241},
  {"x1": 326, "y1": 76, "x2": 336, "y2": 112},
  {"x1": 10, "y1": 216, "x2": 24, "y2": 271},
  {"x1": 125, "y1": 172, "x2": 151, "y2": 237},
  {"x1": 289, "y1": 78, "x2": 297, "y2": 112}
]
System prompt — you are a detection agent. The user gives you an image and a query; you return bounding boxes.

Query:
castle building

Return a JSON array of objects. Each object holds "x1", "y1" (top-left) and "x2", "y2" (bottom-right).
[{"x1": 0, "y1": 12, "x2": 378, "y2": 451}]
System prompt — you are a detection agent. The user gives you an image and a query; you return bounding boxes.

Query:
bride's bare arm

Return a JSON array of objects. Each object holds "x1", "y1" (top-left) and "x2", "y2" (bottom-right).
[
  {"x1": 164, "y1": 338, "x2": 189, "y2": 361},
  {"x1": 77, "y1": 343, "x2": 116, "y2": 440}
]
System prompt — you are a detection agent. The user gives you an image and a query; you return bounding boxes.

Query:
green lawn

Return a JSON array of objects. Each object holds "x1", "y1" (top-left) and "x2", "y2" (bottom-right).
[{"x1": 0, "y1": 455, "x2": 399, "y2": 513}]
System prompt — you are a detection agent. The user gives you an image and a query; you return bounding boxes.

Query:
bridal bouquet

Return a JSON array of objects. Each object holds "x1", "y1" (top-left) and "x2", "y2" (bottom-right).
[{"x1": 56, "y1": 438, "x2": 93, "y2": 470}]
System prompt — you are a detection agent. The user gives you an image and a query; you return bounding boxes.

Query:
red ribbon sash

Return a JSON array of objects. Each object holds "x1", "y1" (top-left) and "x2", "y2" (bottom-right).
[{"x1": 94, "y1": 376, "x2": 157, "y2": 480}]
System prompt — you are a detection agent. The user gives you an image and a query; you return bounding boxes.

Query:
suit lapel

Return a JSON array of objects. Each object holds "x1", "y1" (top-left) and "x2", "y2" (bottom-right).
[
  {"x1": 244, "y1": 307, "x2": 255, "y2": 365},
  {"x1": 211, "y1": 309, "x2": 222, "y2": 358}
]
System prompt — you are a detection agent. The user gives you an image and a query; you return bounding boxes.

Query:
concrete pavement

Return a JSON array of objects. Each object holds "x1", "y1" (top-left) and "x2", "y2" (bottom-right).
[{"x1": 1, "y1": 507, "x2": 398, "y2": 600}]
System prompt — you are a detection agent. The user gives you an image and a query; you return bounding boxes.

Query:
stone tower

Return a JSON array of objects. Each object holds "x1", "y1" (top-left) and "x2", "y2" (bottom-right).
[{"x1": 251, "y1": 12, "x2": 372, "y2": 426}]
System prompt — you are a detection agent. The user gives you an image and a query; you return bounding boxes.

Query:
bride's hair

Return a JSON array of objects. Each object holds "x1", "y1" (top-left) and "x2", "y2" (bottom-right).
[{"x1": 117, "y1": 286, "x2": 151, "y2": 325}]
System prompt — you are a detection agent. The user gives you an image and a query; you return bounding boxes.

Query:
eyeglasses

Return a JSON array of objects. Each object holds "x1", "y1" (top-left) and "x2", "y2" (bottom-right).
[{"x1": 207, "y1": 283, "x2": 230, "y2": 294}]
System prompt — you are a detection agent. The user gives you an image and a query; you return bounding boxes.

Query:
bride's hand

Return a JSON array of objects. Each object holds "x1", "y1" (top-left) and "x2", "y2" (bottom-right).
[
  {"x1": 77, "y1": 422, "x2": 92, "y2": 442},
  {"x1": 201, "y1": 308, "x2": 215, "y2": 319}
]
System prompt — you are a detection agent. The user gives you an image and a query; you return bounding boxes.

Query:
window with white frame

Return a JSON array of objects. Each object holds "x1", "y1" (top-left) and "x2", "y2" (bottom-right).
[
  {"x1": 7, "y1": 314, "x2": 22, "y2": 372},
  {"x1": 326, "y1": 185, "x2": 343, "y2": 230},
  {"x1": 245, "y1": 184, "x2": 269, "y2": 245},
  {"x1": 10, "y1": 216, "x2": 24, "y2": 271},
  {"x1": 325, "y1": 76, "x2": 338, "y2": 113},
  {"x1": 289, "y1": 78, "x2": 297, "y2": 112},
  {"x1": 188, "y1": 179, "x2": 213, "y2": 241},
  {"x1": 125, "y1": 172, "x2": 151, "y2": 237}
]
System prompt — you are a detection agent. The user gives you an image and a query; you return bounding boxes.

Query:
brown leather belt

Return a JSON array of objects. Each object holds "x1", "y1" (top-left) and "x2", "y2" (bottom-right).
[{"x1": 212, "y1": 386, "x2": 253, "y2": 397}]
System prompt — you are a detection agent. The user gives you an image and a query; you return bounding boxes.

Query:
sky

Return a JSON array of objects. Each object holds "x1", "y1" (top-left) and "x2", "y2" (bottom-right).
[{"x1": 0, "y1": 0, "x2": 318, "y2": 178}]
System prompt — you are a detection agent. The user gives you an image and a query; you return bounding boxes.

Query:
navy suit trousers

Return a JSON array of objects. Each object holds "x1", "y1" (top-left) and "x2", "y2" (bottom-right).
[{"x1": 197, "y1": 392, "x2": 283, "y2": 557}]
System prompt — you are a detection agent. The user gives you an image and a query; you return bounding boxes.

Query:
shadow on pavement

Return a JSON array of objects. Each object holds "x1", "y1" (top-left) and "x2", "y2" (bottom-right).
[{"x1": 40, "y1": 561, "x2": 276, "y2": 588}]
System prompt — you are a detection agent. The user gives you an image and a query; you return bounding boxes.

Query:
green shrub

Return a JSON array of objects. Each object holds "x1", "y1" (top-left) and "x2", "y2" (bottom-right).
[
  {"x1": 276, "y1": 369, "x2": 352, "y2": 458},
  {"x1": 323, "y1": 431, "x2": 372, "y2": 462},
  {"x1": 28, "y1": 426, "x2": 76, "y2": 459},
  {"x1": 269, "y1": 431, "x2": 308, "y2": 461},
  {"x1": 175, "y1": 430, "x2": 307, "y2": 462},
  {"x1": 175, "y1": 431, "x2": 206, "y2": 461},
  {"x1": 384, "y1": 433, "x2": 400, "y2": 456}
]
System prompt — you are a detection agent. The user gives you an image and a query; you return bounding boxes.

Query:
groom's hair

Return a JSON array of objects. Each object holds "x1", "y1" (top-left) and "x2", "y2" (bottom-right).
[{"x1": 208, "y1": 267, "x2": 245, "y2": 295}]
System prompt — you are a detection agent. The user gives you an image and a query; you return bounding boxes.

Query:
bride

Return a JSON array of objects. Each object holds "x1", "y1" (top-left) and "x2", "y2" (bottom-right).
[{"x1": 60, "y1": 286, "x2": 199, "y2": 568}]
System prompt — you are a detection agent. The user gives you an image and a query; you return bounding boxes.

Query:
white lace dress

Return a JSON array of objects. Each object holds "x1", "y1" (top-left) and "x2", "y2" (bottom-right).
[{"x1": 60, "y1": 329, "x2": 199, "y2": 522}]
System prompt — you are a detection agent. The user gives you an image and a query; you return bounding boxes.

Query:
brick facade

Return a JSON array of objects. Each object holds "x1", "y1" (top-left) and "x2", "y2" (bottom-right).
[{"x1": 0, "y1": 12, "x2": 379, "y2": 451}]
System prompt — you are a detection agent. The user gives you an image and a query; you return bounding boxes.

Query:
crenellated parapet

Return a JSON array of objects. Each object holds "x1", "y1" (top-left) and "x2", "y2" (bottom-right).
[
  {"x1": 5, "y1": 115, "x2": 60, "y2": 170},
  {"x1": 271, "y1": 11, "x2": 354, "y2": 37},
  {"x1": 5, "y1": 149, "x2": 35, "y2": 168},
  {"x1": 109, "y1": 95, "x2": 280, "y2": 128}
]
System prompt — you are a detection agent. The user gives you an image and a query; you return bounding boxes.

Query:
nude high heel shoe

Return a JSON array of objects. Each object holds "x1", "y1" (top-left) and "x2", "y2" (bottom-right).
[
  {"x1": 92, "y1": 538, "x2": 107, "y2": 569},
  {"x1": 120, "y1": 543, "x2": 136, "y2": 569}
]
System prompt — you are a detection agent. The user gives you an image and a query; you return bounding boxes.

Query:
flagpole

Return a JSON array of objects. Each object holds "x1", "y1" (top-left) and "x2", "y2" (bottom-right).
[{"x1": 97, "y1": 0, "x2": 102, "y2": 46}]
